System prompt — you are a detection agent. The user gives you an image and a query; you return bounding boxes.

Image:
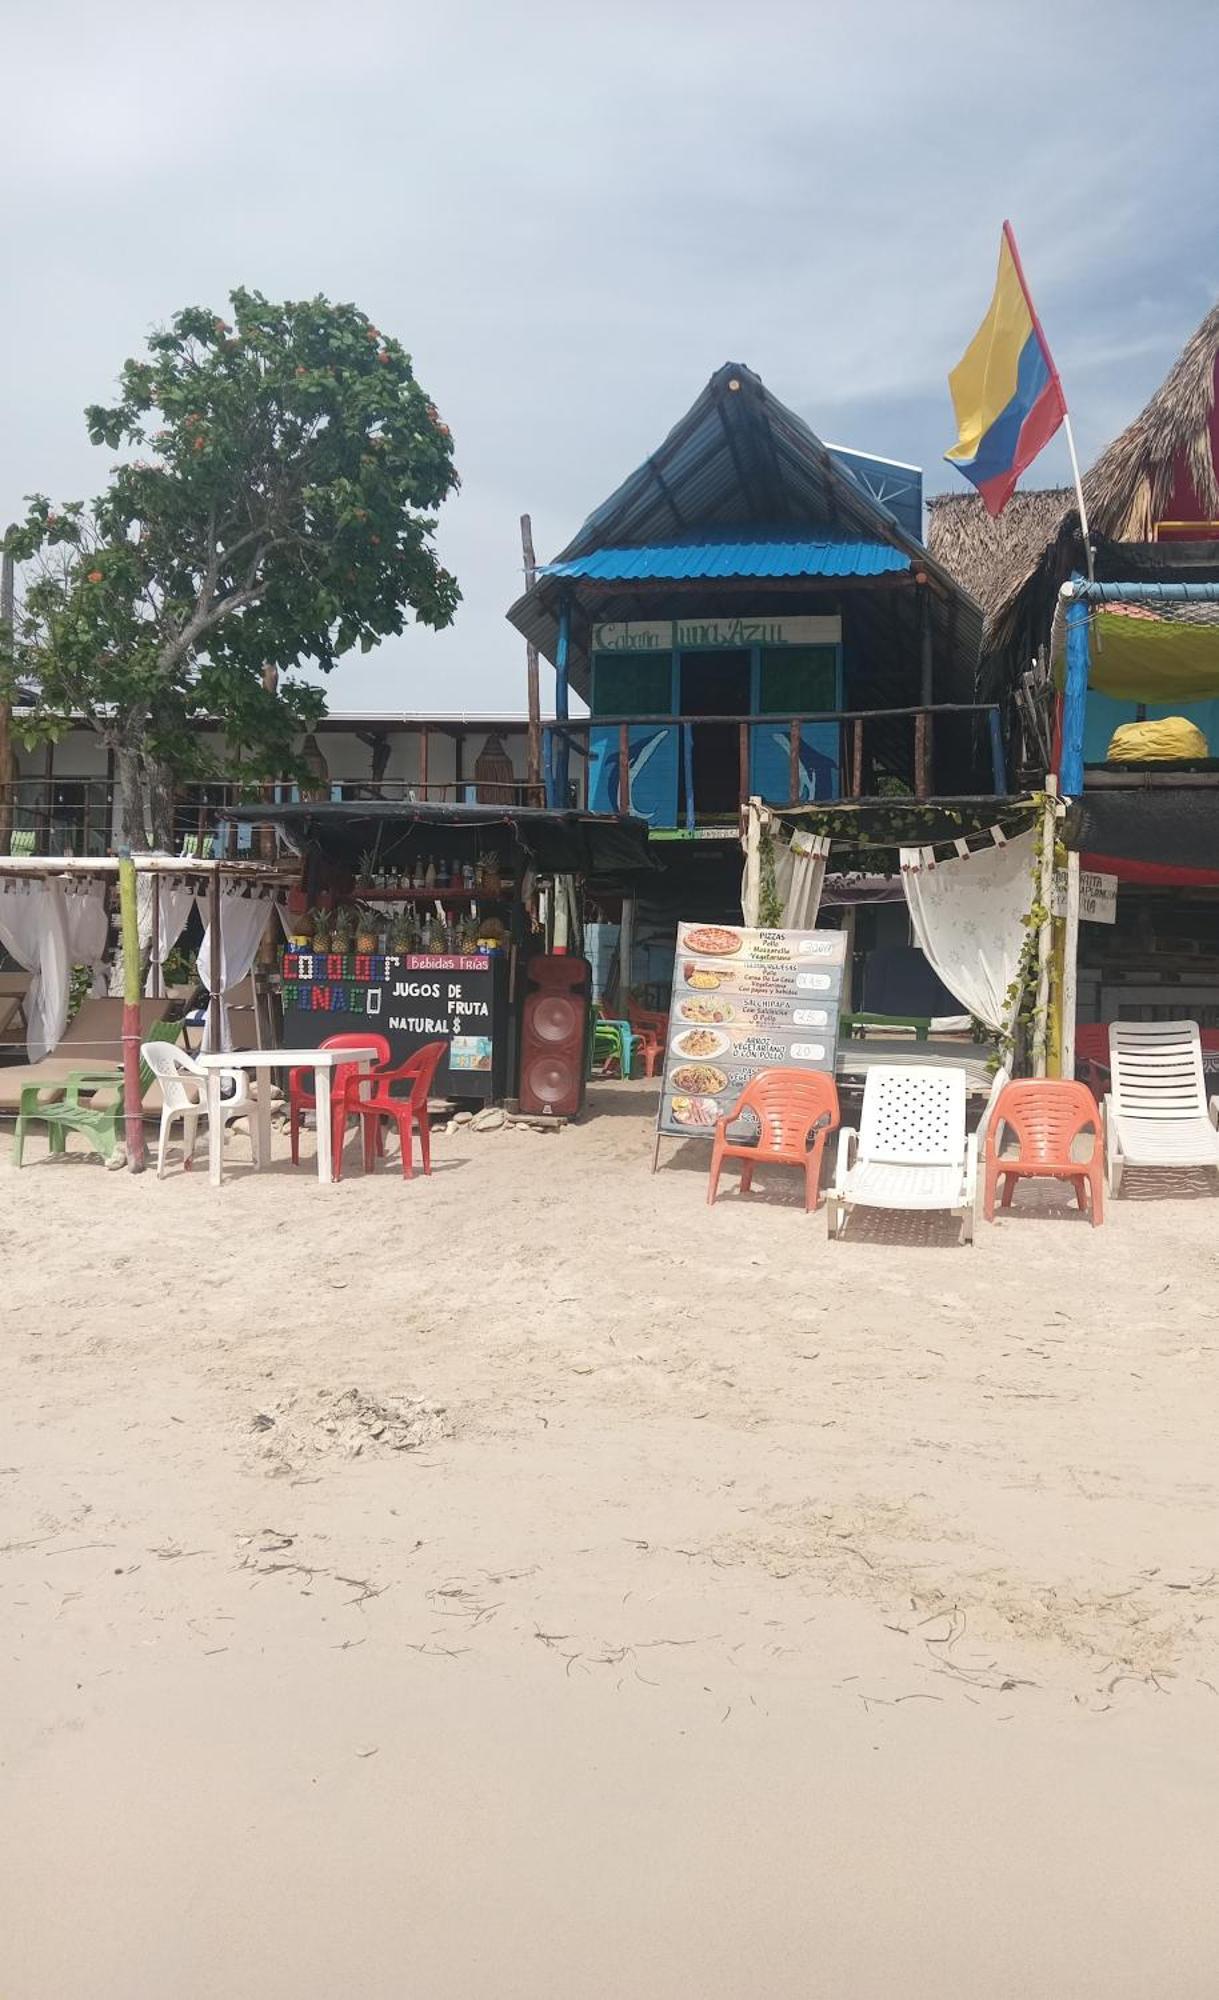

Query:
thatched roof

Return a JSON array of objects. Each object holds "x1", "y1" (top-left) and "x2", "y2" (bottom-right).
[
  {"x1": 926, "y1": 488, "x2": 1072, "y2": 630},
  {"x1": 1086, "y1": 301, "x2": 1219, "y2": 539}
]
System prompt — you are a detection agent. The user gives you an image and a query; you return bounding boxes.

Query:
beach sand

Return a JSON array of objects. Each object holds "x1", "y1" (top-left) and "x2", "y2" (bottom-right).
[{"x1": 4, "y1": 1079, "x2": 1219, "y2": 1997}]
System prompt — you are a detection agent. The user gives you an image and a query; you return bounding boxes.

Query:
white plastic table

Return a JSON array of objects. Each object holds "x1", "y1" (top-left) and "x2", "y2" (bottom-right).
[{"x1": 194, "y1": 1045, "x2": 383, "y2": 1187}]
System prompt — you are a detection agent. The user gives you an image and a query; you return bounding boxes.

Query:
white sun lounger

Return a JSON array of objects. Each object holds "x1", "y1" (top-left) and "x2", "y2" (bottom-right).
[
  {"x1": 827, "y1": 1062, "x2": 978, "y2": 1244},
  {"x1": 1103, "y1": 1019, "x2": 1219, "y2": 1195}
]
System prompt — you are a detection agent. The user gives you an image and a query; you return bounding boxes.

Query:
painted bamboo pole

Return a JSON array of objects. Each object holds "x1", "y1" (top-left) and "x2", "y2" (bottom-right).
[
  {"x1": 1032, "y1": 776, "x2": 1059, "y2": 1077},
  {"x1": 1060, "y1": 848, "x2": 1080, "y2": 1081},
  {"x1": 118, "y1": 853, "x2": 145, "y2": 1171},
  {"x1": 741, "y1": 797, "x2": 762, "y2": 926},
  {"x1": 519, "y1": 515, "x2": 543, "y2": 803}
]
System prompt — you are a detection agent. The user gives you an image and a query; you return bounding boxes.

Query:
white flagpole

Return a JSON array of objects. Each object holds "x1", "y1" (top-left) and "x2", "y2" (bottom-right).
[{"x1": 1061, "y1": 407, "x2": 1095, "y2": 585}]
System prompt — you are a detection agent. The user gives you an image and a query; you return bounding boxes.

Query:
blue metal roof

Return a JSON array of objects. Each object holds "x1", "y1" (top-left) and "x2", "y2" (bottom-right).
[{"x1": 541, "y1": 532, "x2": 909, "y2": 583}]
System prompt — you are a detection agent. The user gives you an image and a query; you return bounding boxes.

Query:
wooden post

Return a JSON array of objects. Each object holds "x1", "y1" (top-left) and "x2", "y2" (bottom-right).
[
  {"x1": 850, "y1": 721, "x2": 865, "y2": 798},
  {"x1": 118, "y1": 855, "x2": 145, "y2": 1171},
  {"x1": 208, "y1": 862, "x2": 223, "y2": 1050},
  {"x1": 555, "y1": 597, "x2": 572, "y2": 803},
  {"x1": 1032, "y1": 777, "x2": 1059, "y2": 1078},
  {"x1": 619, "y1": 893, "x2": 635, "y2": 1012},
  {"x1": 0, "y1": 542, "x2": 15, "y2": 856},
  {"x1": 419, "y1": 724, "x2": 430, "y2": 798},
  {"x1": 1060, "y1": 847, "x2": 1080, "y2": 1080},
  {"x1": 150, "y1": 871, "x2": 161, "y2": 998},
  {"x1": 914, "y1": 711, "x2": 930, "y2": 799},
  {"x1": 788, "y1": 718, "x2": 801, "y2": 803},
  {"x1": 520, "y1": 515, "x2": 543, "y2": 802},
  {"x1": 738, "y1": 721, "x2": 750, "y2": 806},
  {"x1": 618, "y1": 722, "x2": 631, "y2": 815}
]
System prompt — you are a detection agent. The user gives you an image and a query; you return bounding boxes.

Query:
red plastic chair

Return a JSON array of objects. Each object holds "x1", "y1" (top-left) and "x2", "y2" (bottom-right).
[
  {"x1": 288, "y1": 1032, "x2": 391, "y2": 1168},
  {"x1": 626, "y1": 999, "x2": 669, "y2": 1079},
  {"x1": 334, "y1": 1040, "x2": 447, "y2": 1181},
  {"x1": 707, "y1": 1068, "x2": 840, "y2": 1212},
  {"x1": 982, "y1": 1078, "x2": 1104, "y2": 1226}
]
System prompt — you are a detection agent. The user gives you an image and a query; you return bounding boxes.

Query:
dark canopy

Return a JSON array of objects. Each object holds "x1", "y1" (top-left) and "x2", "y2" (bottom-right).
[{"x1": 226, "y1": 800, "x2": 657, "y2": 878}]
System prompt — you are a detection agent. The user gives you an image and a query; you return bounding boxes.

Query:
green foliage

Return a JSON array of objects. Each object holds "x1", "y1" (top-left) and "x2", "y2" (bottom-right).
[
  {"x1": 2, "y1": 289, "x2": 459, "y2": 838},
  {"x1": 757, "y1": 822, "x2": 783, "y2": 928}
]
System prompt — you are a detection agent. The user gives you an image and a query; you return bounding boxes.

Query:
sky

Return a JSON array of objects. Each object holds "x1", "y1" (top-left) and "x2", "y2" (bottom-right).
[{"x1": 3, "y1": 0, "x2": 1218, "y2": 718}]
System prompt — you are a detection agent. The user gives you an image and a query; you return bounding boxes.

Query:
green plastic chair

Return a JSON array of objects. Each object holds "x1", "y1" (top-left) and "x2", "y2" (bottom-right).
[
  {"x1": 590, "y1": 1005, "x2": 638, "y2": 1079},
  {"x1": 13, "y1": 1021, "x2": 182, "y2": 1166}
]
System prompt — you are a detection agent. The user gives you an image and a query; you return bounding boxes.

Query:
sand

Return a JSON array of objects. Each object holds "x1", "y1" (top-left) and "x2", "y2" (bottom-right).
[{"x1": 4, "y1": 1079, "x2": 1219, "y2": 1997}]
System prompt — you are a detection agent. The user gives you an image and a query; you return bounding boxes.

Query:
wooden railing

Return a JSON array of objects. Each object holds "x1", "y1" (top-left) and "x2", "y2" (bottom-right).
[{"x1": 542, "y1": 703, "x2": 1007, "y2": 819}]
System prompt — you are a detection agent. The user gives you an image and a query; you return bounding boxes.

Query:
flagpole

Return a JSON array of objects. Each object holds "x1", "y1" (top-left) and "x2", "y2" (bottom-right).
[
  {"x1": 1002, "y1": 222, "x2": 1094, "y2": 585},
  {"x1": 1061, "y1": 407, "x2": 1095, "y2": 585}
]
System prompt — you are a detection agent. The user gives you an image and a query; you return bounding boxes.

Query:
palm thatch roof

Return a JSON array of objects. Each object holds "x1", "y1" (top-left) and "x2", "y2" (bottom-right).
[
  {"x1": 928, "y1": 300, "x2": 1219, "y2": 649},
  {"x1": 926, "y1": 488, "x2": 1072, "y2": 631},
  {"x1": 1087, "y1": 301, "x2": 1219, "y2": 538}
]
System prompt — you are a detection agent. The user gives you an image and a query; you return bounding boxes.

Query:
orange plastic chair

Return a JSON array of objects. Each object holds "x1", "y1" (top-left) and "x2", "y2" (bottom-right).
[
  {"x1": 707, "y1": 1068, "x2": 841, "y2": 1212},
  {"x1": 982, "y1": 1078, "x2": 1104, "y2": 1226},
  {"x1": 289, "y1": 1032, "x2": 391, "y2": 1166},
  {"x1": 626, "y1": 999, "x2": 669, "y2": 1078},
  {"x1": 334, "y1": 1039, "x2": 446, "y2": 1181}
]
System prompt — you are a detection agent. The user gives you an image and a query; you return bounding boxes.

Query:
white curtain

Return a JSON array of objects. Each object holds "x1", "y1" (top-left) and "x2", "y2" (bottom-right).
[
  {"x1": 772, "y1": 830, "x2": 829, "y2": 929},
  {"x1": 62, "y1": 880, "x2": 110, "y2": 998},
  {"x1": 197, "y1": 884, "x2": 275, "y2": 1049},
  {"x1": 141, "y1": 876, "x2": 197, "y2": 996},
  {"x1": 0, "y1": 880, "x2": 72, "y2": 1061},
  {"x1": 899, "y1": 827, "x2": 1036, "y2": 1034}
]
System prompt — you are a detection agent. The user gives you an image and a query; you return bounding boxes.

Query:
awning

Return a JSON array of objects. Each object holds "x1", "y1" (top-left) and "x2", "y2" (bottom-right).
[
  {"x1": 1067, "y1": 786, "x2": 1219, "y2": 886},
  {"x1": 222, "y1": 800, "x2": 658, "y2": 878}
]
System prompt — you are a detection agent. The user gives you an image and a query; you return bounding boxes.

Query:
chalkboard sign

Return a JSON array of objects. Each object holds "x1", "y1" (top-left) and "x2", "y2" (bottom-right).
[
  {"x1": 281, "y1": 951, "x2": 508, "y2": 1100},
  {"x1": 656, "y1": 922, "x2": 845, "y2": 1139}
]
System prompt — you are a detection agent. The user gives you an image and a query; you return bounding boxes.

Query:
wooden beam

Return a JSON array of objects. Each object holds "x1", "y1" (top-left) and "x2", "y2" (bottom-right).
[
  {"x1": 520, "y1": 514, "x2": 543, "y2": 800},
  {"x1": 618, "y1": 721, "x2": 631, "y2": 815},
  {"x1": 789, "y1": 718, "x2": 801, "y2": 803}
]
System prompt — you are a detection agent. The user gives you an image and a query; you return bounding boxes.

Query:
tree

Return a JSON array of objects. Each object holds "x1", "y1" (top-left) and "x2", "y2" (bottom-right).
[{"x1": 1, "y1": 289, "x2": 460, "y2": 848}]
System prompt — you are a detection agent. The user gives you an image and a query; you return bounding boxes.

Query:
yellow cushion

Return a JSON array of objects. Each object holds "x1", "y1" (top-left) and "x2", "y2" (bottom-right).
[{"x1": 1107, "y1": 717, "x2": 1210, "y2": 762}]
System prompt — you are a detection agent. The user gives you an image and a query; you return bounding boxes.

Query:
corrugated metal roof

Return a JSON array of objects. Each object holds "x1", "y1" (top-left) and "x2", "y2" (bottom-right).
[
  {"x1": 506, "y1": 362, "x2": 984, "y2": 717},
  {"x1": 541, "y1": 533, "x2": 909, "y2": 582}
]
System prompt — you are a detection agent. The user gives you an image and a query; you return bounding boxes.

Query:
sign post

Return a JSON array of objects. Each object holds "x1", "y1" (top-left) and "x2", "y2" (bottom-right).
[{"x1": 652, "y1": 920, "x2": 846, "y2": 1169}]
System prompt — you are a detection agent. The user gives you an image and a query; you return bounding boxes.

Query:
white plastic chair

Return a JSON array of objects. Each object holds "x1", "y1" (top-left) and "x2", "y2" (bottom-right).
[
  {"x1": 827, "y1": 1063, "x2": 977, "y2": 1244},
  {"x1": 140, "y1": 1042, "x2": 260, "y2": 1178},
  {"x1": 1103, "y1": 1019, "x2": 1219, "y2": 1195}
]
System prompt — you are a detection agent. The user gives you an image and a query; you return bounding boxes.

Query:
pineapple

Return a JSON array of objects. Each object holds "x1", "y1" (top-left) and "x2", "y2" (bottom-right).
[
  {"x1": 355, "y1": 906, "x2": 380, "y2": 955},
  {"x1": 310, "y1": 908, "x2": 332, "y2": 954},
  {"x1": 330, "y1": 903, "x2": 356, "y2": 955},
  {"x1": 390, "y1": 912, "x2": 416, "y2": 956},
  {"x1": 426, "y1": 914, "x2": 449, "y2": 956}
]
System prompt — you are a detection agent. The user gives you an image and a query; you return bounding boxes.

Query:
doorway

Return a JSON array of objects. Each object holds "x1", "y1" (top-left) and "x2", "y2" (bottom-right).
[{"x1": 679, "y1": 650, "x2": 750, "y2": 819}]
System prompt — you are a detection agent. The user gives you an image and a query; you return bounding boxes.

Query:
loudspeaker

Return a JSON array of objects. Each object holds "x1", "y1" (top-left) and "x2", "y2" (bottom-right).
[{"x1": 519, "y1": 956, "x2": 591, "y2": 1117}]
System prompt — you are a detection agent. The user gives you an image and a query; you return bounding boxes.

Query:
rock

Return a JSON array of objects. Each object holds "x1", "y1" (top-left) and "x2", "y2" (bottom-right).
[{"x1": 470, "y1": 1106, "x2": 506, "y2": 1133}]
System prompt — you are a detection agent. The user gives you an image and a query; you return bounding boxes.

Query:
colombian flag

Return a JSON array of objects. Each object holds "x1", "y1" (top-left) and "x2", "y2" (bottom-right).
[{"x1": 945, "y1": 222, "x2": 1067, "y2": 517}]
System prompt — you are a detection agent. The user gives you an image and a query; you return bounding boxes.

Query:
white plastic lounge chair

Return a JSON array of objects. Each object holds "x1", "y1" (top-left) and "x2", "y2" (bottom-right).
[
  {"x1": 140, "y1": 1041, "x2": 260, "y2": 1178},
  {"x1": 1103, "y1": 1019, "x2": 1219, "y2": 1195},
  {"x1": 827, "y1": 1063, "x2": 978, "y2": 1244}
]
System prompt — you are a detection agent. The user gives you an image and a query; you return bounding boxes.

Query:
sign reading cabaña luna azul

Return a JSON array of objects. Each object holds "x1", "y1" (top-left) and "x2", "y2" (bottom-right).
[{"x1": 592, "y1": 615, "x2": 841, "y2": 653}]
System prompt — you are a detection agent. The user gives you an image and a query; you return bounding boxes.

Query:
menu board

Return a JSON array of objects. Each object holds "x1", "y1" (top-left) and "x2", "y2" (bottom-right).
[
  {"x1": 657, "y1": 921, "x2": 846, "y2": 1139},
  {"x1": 281, "y1": 951, "x2": 508, "y2": 1101}
]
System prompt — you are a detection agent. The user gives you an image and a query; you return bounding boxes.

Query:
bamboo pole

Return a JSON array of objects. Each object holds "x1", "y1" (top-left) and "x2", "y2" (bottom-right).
[
  {"x1": 118, "y1": 854, "x2": 146, "y2": 1171},
  {"x1": 1060, "y1": 848, "x2": 1080, "y2": 1080},
  {"x1": 1032, "y1": 776, "x2": 1059, "y2": 1077}
]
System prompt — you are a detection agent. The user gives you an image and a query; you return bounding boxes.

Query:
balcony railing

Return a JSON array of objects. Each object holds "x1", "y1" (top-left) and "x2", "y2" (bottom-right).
[
  {"x1": 0, "y1": 774, "x2": 546, "y2": 857},
  {"x1": 542, "y1": 703, "x2": 1007, "y2": 824}
]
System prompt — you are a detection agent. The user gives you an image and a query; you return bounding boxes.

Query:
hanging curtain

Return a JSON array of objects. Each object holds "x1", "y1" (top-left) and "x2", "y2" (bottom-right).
[
  {"x1": 899, "y1": 827, "x2": 1036, "y2": 1033},
  {"x1": 740, "y1": 807, "x2": 829, "y2": 930},
  {"x1": 197, "y1": 884, "x2": 275, "y2": 1049},
  {"x1": 773, "y1": 830, "x2": 829, "y2": 929},
  {"x1": 0, "y1": 879, "x2": 72, "y2": 1060},
  {"x1": 62, "y1": 880, "x2": 110, "y2": 997},
  {"x1": 141, "y1": 875, "x2": 197, "y2": 996}
]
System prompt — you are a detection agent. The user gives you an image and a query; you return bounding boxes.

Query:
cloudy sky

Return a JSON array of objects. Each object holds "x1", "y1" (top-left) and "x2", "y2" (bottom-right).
[{"x1": 3, "y1": 0, "x2": 1216, "y2": 716}]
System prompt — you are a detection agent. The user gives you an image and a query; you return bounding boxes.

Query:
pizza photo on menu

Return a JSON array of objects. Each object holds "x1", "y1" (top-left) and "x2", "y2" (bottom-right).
[{"x1": 682, "y1": 924, "x2": 743, "y2": 957}]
